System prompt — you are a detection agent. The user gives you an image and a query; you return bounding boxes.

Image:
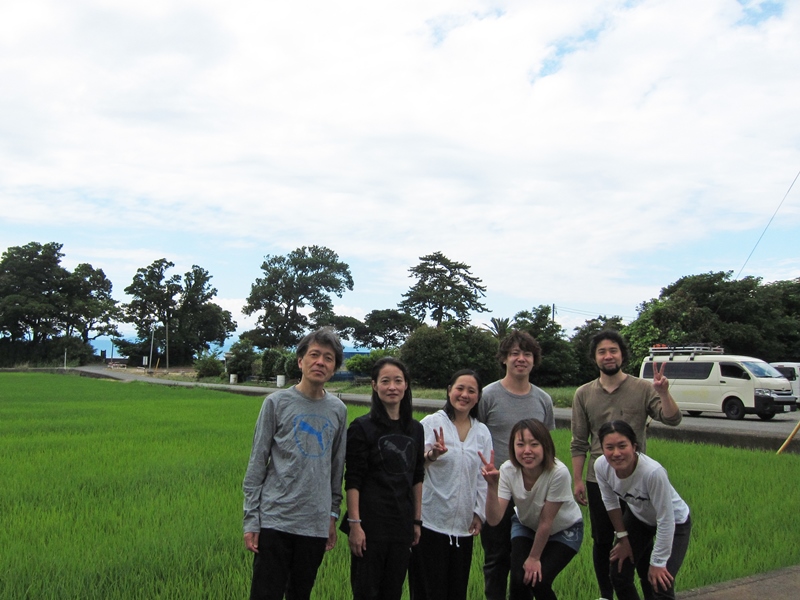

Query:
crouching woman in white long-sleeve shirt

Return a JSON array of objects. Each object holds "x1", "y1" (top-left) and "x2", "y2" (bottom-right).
[
  {"x1": 409, "y1": 369, "x2": 493, "y2": 600},
  {"x1": 595, "y1": 420, "x2": 691, "y2": 600}
]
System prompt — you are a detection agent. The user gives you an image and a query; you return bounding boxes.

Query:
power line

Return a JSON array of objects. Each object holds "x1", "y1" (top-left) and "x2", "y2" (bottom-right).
[{"x1": 735, "y1": 167, "x2": 800, "y2": 280}]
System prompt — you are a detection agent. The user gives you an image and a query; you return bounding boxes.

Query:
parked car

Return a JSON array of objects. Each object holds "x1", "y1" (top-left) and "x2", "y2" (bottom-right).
[
  {"x1": 640, "y1": 345, "x2": 797, "y2": 420},
  {"x1": 769, "y1": 362, "x2": 800, "y2": 404}
]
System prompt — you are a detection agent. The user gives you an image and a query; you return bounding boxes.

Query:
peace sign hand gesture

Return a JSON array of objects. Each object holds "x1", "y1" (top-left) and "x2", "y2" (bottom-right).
[
  {"x1": 479, "y1": 450, "x2": 500, "y2": 486},
  {"x1": 428, "y1": 427, "x2": 448, "y2": 461},
  {"x1": 652, "y1": 361, "x2": 670, "y2": 396}
]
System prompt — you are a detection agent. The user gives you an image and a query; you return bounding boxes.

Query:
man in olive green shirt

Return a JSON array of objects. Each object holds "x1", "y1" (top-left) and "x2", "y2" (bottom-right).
[{"x1": 571, "y1": 331, "x2": 681, "y2": 600}]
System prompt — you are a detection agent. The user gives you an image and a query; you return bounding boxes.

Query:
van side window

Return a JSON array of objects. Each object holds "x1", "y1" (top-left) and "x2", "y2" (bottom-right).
[
  {"x1": 720, "y1": 363, "x2": 748, "y2": 379},
  {"x1": 774, "y1": 367, "x2": 796, "y2": 381},
  {"x1": 642, "y1": 362, "x2": 713, "y2": 380}
]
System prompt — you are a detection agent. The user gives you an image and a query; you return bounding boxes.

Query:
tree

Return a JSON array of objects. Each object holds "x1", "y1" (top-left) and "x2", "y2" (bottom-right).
[
  {"x1": 0, "y1": 241, "x2": 69, "y2": 344},
  {"x1": 484, "y1": 317, "x2": 512, "y2": 340},
  {"x1": 0, "y1": 241, "x2": 119, "y2": 366},
  {"x1": 449, "y1": 324, "x2": 503, "y2": 385},
  {"x1": 400, "y1": 325, "x2": 457, "y2": 388},
  {"x1": 354, "y1": 309, "x2": 420, "y2": 349},
  {"x1": 622, "y1": 271, "x2": 800, "y2": 371},
  {"x1": 122, "y1": 260, "x2": 236, "y2": 366},
  {"x1": 513, "y1": 306, "x2": 579, "y2": 387},
  {"x1": 243, "y1": 246, "x2": 354, "y2": 348},
  {"x1": 570, "y1": 315, "x2": 625, "y2": 385},
  {"x1": 399, "y1": 252, "x2": 488, "y2": 327},
  {"x1": 62, "y1": 263, "x2": 122, "y2": 344}
]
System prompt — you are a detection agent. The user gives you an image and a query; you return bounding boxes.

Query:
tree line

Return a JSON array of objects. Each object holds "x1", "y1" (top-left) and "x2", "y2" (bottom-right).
[{"x1": 2, "y1": 242, "x2": 799, "y2": 387}]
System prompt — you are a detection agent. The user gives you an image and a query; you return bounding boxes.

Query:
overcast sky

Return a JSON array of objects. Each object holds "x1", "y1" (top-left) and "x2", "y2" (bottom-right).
[{"x1": 1, "y1": 0, "x2": 798, "y2": 351}]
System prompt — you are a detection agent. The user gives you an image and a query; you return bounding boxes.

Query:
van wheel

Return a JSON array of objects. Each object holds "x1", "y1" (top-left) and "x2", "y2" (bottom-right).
[
  {"x1": 758, "y1": 411, "x2": 776, "y2": 421},
  {"x1": 723, "y1": 398, "x2": 746, "y2": 420},
  {"x1": 687, "y1": 411, "x2": 702, "y2": 417}
]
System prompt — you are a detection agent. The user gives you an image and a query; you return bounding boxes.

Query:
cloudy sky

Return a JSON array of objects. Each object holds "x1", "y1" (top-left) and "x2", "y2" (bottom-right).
[{"x1": 1, "y1": 0, "x2": 798, "y2": 351}]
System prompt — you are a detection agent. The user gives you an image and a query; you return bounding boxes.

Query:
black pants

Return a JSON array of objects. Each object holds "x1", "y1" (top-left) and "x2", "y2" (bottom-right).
[
  {"x1": 587, "y1": 481, "x2": 649, "y2": 599},
  {"x1": 610, "y1": 514, "x2": 692, "y2": 600},
  {"x1": 481, "y1": 501, "x2": 515, "y2": 600},
  {"x1": 350, "y1": 539, "x2": 411, "y2": 600},
  {"x1": 249, "y1": 528, "x2": 327, "y2": 600},
  {"x1": 409, "y1": 526, "x2": 474, "y2": 600},
  {"x1": 509, "y1": 536, "x2": 577, "y2": 600}
]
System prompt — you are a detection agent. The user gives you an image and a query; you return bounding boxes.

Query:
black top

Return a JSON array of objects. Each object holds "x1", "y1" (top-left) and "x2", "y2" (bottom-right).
[{"x1": 341, "y1": 414, "x2": 425, "y2": 543}]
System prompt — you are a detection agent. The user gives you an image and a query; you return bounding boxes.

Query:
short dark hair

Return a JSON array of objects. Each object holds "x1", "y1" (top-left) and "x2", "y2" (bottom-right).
[
  {"x1": 598, "y1": 420, "x2": 639, "y2": 450},
  {"x1": 370, "y1": 357, "x2": 414, "y2": 432},
  {"x1": 508, "y1": 419, "x2": 556, "y2": 471},
  {"x1": 443, "y1": 369, "x2": 483, "y2": 421},
  {"x1": 296, "y1": 327, "x2": 344, "y2": 370},
  {"x1": 589, "y1": 330, "x2": 629, "y2": 364},
  {"x1": 498, "y1": 330, "x2": 542, "y2": 368}
]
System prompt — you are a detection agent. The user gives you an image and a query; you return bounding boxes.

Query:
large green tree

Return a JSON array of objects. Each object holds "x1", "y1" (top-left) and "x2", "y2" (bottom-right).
[
  {"x1": 399, "y1": 252, "x2": 488, "y2": 327},
  {"x1": 0, "y1": 242, "x2": 122, "y2": 366},
  {"x1": 121, "y1": 260, "x2": 235, "y2": 366},
  {"x1": 63, "y1": 263, "x2": 122, "y2": 344},
  {"x1": 354, "y1": 309, "x2": 420, "y2": 349},
  {"x1": 0, "y1": 242, "x2": 69, "y2": 344},
  {"x1": 623, "y1": 271, "x2": 800, "y2": 370},
  {"x1": 243, "y1": 246, "x2": 354, "y2": 348}
]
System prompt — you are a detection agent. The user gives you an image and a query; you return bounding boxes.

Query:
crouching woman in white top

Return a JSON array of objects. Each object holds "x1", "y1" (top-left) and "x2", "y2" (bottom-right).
[
  {"x1": 410, "y1": 369, "x2": 493, "y2": 600},
  {"x1": 595, "y1": 420, "x2": 691, "y2": 600},
  {"x1": 480, "y1": 419, "x2": 583, "y2": 600}
]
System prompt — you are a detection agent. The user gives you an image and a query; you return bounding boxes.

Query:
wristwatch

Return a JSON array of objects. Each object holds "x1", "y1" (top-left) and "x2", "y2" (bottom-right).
[{"x1": 614, "y1": 531, "x2": 629, "y2": 540}]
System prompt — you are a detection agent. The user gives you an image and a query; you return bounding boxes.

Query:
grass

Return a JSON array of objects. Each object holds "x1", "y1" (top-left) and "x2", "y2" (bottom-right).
[{"x1": 1, "y1": 373, "x2": 798, "y2": 599}]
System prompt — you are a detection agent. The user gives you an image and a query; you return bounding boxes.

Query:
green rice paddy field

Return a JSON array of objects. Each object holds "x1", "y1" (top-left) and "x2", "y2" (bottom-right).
[{"x1": 1, "y1": 372, "x2": 799, "y2": 599}]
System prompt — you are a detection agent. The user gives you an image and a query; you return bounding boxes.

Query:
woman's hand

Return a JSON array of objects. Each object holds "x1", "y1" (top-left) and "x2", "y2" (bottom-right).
[
  {"x1": 522, "y1": 557, "x2": 542, "y2": 586},
  {"x1": 412, "y1": 523, "x2": 421, "y2": 546},
  {"x1": 468, "y1": 514, "x2": 482, "y2": 536},
  {"x1": 609, "y1": 537, "x2": 633, "y2": 571},
  {"x1": 428, "y1": 427, "x2": 448, "y2": 461},
  {"x1": 648, "y1": 565, "x2": 674, "y2": 591},
  {"x1": 348, "y1": 523, "x2": 367, "y2": 557},
  {"x1": 479, "y1": 450, "x2": 499, "y2": 486}
]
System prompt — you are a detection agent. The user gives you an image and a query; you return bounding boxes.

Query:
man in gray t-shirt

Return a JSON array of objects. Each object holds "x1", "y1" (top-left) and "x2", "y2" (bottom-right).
[
  {"x1": 242, "y1": 328, "x2": 347, "y2": 600},
  {"x1": 477, "y1": 330, "x2": 555, "y2": 600}
]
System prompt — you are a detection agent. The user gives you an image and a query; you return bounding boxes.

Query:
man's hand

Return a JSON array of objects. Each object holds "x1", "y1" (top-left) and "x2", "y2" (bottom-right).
[
  {"x1": 244, "y1": 531, "x2": 259, "y2": 554},
  {"x1": 325, "y1": 517, "x2": 338, "y2": 551},
  {"x1": 573, "y1": 480, "x2": 587, "y2": 506},
  {"x1": 652, "y1": 361, "x2": 670, "y2": 396}
]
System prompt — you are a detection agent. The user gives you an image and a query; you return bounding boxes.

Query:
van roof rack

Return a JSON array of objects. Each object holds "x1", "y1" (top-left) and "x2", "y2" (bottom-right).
[{"x1": 648, "y1": 344, "x2": 725, "y2": 359}]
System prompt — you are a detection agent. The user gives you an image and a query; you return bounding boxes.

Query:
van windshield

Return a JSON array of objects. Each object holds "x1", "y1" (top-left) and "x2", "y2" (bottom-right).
[{"x1": 743, "y1": 361, "x2": 784, "y2": 379}]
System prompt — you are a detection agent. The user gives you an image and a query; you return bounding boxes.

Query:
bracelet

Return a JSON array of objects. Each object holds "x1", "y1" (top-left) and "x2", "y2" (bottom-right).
[
  {"x1": 347, "y1": 518, "x2": 362, "y2": 523},
  {"x1": 331, "y1": 512, "x2": 339, "y2": 519},
  {"x1": 413, "y1": 519, "x2": 422, "y2": 526}
]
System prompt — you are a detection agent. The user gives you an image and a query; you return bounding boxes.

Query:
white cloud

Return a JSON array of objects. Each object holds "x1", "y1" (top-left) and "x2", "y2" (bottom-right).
[{"x1": 1, "y1": 0, "x2": 799, "y2": 334}]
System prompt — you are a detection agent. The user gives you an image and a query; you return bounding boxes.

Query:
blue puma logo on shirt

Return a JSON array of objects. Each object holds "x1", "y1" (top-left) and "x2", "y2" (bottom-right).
[{"x1": 293, "y1": 414, "x2": 335, "y2": 457}]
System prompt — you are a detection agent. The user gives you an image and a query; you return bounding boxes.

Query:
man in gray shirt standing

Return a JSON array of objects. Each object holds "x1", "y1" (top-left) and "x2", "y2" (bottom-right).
[
  {"x1": 477, "y1": 330, "x2": 555, "y2": 600},
  {"x1": 242, "y1": 328, "x2": 348, "y2": 600}
]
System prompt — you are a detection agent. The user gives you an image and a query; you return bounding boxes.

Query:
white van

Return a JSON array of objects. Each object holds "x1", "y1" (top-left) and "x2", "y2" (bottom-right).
[
  {"x1": 640, "y1": 345, "x2": 797, "y2": 420},
  {"x1": 770, "y1": 362, "x2": 800, "y2": 401}
]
